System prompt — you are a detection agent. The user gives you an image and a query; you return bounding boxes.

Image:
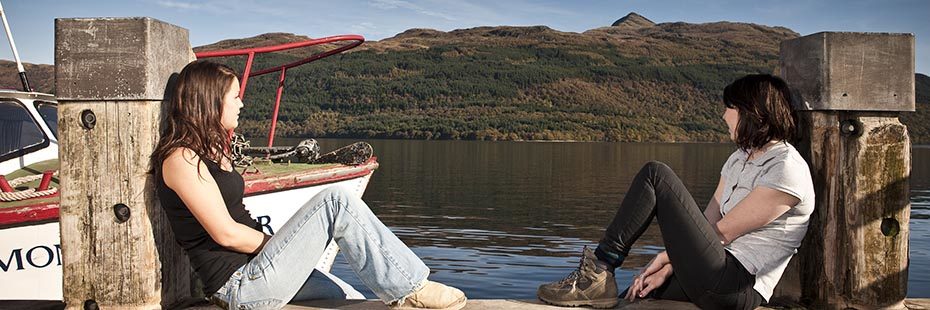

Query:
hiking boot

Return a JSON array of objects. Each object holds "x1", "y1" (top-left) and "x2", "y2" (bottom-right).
[
  {"x1": 537, "y1": 246, "x2": 619, "y2": 308},
  {"x1": 391, "y1": 280, "x2": 467, "y2": 310}
]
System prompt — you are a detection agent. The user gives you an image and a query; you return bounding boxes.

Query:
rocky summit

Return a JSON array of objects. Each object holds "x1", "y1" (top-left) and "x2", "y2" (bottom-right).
[{"x1": 611, "y1": 12, "x2": 656, "y2": 29}]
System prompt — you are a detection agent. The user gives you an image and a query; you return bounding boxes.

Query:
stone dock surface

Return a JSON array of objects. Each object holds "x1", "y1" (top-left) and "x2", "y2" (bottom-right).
[
  {"x1": 184, "y1": 298, "x2": 930, "y2": 309},
  {"x1": 3, "y1": 298, "x2": 929, "y2": 309}
]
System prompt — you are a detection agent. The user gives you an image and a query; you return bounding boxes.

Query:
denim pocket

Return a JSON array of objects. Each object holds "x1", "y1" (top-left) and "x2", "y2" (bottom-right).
[
  {"x1": 246, "y1": 256, "x2": 273, "y2": 280},
  {"x1": 247, "y1": 263, "x2": 265, "y2": 280}
]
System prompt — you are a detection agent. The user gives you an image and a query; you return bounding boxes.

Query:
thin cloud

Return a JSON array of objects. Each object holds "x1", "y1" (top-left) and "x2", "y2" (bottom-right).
[
  {"x1": 348, "y1": 22, "x2": 395, "y2": 39},
  {"x1": 369, "y1": 0, "x2": 457, "y2": 21},
  {"x1": 156, "y1": 0, "x2": 202, "y2": 10},
  {"x1": 154, "y1": 0, "x2": 289, "y2": 17},
  {"x1": 350, "y1": 22, "x2": 377, "y2": 32},
  {"x1": 500, "y1": 0, "x2": 574, "y2": 17}
]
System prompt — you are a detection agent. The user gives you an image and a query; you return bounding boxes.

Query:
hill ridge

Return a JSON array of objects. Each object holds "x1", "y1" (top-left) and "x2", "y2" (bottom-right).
[
  {"x1": 2, "y1": 21, "x2": 927, "y2": 143},
  {"x1": 612, "y1": 12, "x2": 655, "y2": 29}
]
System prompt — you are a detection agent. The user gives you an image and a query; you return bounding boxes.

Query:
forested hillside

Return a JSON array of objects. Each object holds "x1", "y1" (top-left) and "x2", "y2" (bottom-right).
[
  {"x1": 197, "y1": 14, "x2": 796, "y2": 142},
  {"x1": 3, "y1": 13, "x2": 928, "y2": 143}
]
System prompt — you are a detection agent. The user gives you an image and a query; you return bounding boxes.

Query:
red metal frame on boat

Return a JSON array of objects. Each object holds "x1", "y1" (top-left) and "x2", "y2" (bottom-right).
[{"x1": 194, "y1": 35, "x2": 365, "y2": 148}]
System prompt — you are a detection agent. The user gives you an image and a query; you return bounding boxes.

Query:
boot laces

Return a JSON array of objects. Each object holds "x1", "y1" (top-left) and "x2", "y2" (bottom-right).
[{"x1": 558, "y1": 255, "x2": 596, "y2": 284}]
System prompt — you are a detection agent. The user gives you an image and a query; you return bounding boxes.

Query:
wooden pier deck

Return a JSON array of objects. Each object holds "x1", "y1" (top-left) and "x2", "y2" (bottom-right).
[
  {"x1": 181, "y1": 298, "x2": 930, "y2": 309},
  {"x1": 4, "y1": 297, "x2": 928, "y2": 309}
]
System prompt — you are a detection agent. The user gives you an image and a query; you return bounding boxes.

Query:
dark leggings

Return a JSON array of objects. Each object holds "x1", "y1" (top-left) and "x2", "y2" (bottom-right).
[{"x1": 602, "y1": 161, "x2": 764, "y2": 310}]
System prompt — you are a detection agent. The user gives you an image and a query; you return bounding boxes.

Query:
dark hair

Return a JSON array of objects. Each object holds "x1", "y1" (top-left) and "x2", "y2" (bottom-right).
[
  {"x1": 723, "y1": 74, "x2": 797, "y2": 152},
  {"x1": 150, "y1": 60, "x2": 238, "y2": 176}
]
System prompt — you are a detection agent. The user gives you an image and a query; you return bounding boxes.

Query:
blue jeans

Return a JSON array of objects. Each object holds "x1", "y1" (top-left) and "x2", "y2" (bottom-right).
[{"x1": 212, "y1": 186, "x2": 430, "y2": 309}]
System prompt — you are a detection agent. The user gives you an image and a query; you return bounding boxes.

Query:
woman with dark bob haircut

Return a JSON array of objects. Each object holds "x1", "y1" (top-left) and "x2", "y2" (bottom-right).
[
  {"x1": 537, "y1": 74, "x2": 814, "y2": 310},
  {"x1": 151, "y1": 60, "x2": 466, "y2": 310}
]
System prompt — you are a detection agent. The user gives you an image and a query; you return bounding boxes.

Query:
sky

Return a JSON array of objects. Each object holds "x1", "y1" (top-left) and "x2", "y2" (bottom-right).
[{"x1": 0, "y1": 0, "x2": 927, "y2": 74}]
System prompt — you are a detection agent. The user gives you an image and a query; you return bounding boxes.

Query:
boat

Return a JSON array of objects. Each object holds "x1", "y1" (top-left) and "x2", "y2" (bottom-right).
[{"x1": 0, "y1": 6, "x2": 371, "y2": 301}]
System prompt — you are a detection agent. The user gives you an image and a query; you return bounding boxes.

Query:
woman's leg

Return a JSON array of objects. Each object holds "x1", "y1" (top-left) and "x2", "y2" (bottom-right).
[
  {"x1": 541, "y1": 161, "x2": 702, "y2": 308},
  {"x1": 599, "y1": 161, "x2": 760, "y2": 309},
  {"x1": 540, "y1": 161, "x2": 760, "y2": 309},
  {"x1": 230, "y1": 186, "x2": 430, "y2": 308},
  {"x1": 597, "y1": 161, "x2": 714, "y2": 263},
  {"x1": 290, "y1": 269, "x2": 366, "y2": 301}
]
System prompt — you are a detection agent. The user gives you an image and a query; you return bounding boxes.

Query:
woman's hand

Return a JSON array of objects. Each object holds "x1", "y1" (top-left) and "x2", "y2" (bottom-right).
[
  {"x1": 625, "y1": 251, "x2": 674, "y2": 301},
  {"x1": 640, "y1": 251, "x2": 670, "y2": 279},
  {"x1": 625, "y1": 264, "x2": 673, "y2": 301}
]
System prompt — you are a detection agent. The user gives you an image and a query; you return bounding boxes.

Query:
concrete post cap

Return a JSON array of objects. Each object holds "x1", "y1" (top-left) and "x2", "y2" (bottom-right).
[
  {"x1": 55, "y1": 17, "x2": 192, "y2": 101},
  {"x1": 780, "y1": 32, "x2": 915, "y2": 112}
]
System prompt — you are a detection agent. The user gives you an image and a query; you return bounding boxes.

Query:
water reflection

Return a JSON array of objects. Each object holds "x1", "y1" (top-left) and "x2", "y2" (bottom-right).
[
  {"x1": 270, "y1": 138, "x2": 929, "y2": 298},
  {"x1": 909, "y1": 146, "x2": 930, "y2": 297}
]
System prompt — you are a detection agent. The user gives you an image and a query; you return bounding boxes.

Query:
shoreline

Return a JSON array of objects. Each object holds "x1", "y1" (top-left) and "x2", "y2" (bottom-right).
[{"x1": 263, "y1": 137, "x2": 930, "y2": 148}]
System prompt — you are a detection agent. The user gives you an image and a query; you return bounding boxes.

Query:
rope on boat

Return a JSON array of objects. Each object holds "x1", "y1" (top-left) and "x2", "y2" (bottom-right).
[
  {"x1": 231, "y1": 133, "x2": 322, "y2": 166},
  {"x1": 0, "y1": 171, "x2": 59, "y2": 202},
  {"x1": 230, "y1": 134, "x2": 255, "y2": 168}
]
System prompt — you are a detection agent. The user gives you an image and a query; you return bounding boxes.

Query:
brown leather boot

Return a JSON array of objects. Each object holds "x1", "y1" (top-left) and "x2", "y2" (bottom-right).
[
  {"x1": 537, "y1": 246, "x2": 619, "y2": 308},
  {"x1": 391, "y1": 280, "x2": 467, "y2": 310}
]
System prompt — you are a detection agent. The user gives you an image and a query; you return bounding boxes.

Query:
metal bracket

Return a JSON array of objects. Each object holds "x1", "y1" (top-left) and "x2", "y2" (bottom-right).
[
  {"x1": 113, "y1": 203, "x2": 131, "y2": 223},
  {"x1": 80, "y1": 109, "x2": 96, "y2": 130},
  {"x1": 840, "y1": 119, "x2": 863, "y2": 137}
]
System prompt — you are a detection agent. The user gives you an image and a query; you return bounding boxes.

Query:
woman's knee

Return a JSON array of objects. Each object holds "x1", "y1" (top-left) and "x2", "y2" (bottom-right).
[
  {"x1": 316, "y1": 185, "x2": 369, "y2": 214},
  {"x1": 317, "y1": 185, "x2": 354, "y2": 202},
  {"x1": 642, "y1": 161, "x2": 674, "y2": 177},
  {"x1": 638, "y1": 161, "x2": 687, "y2": 195}
]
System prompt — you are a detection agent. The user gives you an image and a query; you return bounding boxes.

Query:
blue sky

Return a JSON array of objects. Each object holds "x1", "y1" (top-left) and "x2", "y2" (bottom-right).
[{"x1": 1, "y1": 0, "x2": 927, "y2": 74}]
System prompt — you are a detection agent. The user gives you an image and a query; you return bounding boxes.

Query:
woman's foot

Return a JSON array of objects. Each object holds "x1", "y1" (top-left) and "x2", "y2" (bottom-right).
[
  {"x1": 537, "y1": 247, "x2": 619, "y2": 308},
  {"x1": 391, "y1": 280, "x2": 467, "y2": 310}
]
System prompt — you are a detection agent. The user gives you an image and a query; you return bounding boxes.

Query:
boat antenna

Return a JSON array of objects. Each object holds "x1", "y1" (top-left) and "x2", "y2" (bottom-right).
[{"x1": 0, "y1": 1, "x2": 31, "y2": 92}]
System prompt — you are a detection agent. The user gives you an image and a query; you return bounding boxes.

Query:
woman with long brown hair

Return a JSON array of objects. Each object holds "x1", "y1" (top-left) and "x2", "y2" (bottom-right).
[
  {"x1": 537, "y1": 74, "x2": 814, "y2": 309},
  {"x1": 151, "y1": 60, "x2": 466, "y2": 310}
]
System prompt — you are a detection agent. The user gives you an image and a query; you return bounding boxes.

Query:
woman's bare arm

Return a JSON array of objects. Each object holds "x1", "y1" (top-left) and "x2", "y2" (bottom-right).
[
  {"x1": 714, "y1": 186, "x2": 799, "y2": 245},
  {"x1": 704, "y1": 177, "x2": 726, "y2": 226},
  {"x1": 162, "y1": 148, "x2": 269, "y2": 253}
]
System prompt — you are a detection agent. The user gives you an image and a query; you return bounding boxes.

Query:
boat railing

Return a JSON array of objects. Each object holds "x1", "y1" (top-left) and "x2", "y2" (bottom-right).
[{"x1": 194, "y1": 35, "x2": 365, "y2": 148}]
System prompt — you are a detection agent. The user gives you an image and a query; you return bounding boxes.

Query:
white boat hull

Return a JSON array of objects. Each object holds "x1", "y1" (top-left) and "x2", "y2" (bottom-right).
[
  {"x1": 0, "y1": 222, "x2": 61, "y2": 300},
  {"x1": 243, "y1": 174, "x2": 371, "y2": 235},
  {"x1": 0, "y1": 174, "x2": 372, "y2": 301}
]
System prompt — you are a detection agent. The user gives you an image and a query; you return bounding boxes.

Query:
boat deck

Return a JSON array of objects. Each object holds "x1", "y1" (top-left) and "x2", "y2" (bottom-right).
[
  {"x1": 241, "y1": 158, "x2": 378, "y2": 196},
  {"x1": 0, "y1": 159, "x2": 60, "y2": 210}
]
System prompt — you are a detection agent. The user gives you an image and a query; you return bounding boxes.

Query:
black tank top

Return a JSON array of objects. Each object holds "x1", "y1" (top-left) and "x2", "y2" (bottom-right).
[{"x1": 156, "y1": 158, "x2": 261, "y2": 295}]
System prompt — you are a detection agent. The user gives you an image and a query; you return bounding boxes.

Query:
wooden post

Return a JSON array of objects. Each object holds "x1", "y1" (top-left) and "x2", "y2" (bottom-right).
[
  {"x1": 781, "y1": 32, "x2": 914, "y2": 309},
  {"x1": 56, "y1": 18, "x2": 194, "y2": 309}
]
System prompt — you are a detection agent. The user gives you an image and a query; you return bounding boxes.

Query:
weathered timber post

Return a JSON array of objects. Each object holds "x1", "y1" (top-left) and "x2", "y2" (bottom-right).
[
  {"x1": 56, "y1": 18, "x2": 194, "y2": 309},
  {"x1": 781, "y1": 32, "x2": 914, "y2": 309}
]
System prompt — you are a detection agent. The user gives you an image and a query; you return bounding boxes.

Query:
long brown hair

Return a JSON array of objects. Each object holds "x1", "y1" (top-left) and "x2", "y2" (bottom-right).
[
  {"x1": 723, "y1": 74, "x2": 797, "y2": 152},
  {"x1": 150, "y1": 60, "x2": 238, "y2": 177}
]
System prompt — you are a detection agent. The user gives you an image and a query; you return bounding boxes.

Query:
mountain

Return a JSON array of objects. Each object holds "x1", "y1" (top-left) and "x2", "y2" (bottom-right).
[
  {"x1": 0, "y1": 60, "x2": 54, "y2": 93},
  {"x1": 3, "y1": 15, "x2": 929, "y2": 143},
  {"x1": 901, "y1": 73, "x2": 930, "y2": 143},
  {"x1": 194, "y1": 32, "x2": 340, "y2": 58},
  {"x1": 611, "y1": 12, "x2": 655, "y2": 29},
  {"x1": 196, "y1": 16, "x2": 800, "y2": 142}
]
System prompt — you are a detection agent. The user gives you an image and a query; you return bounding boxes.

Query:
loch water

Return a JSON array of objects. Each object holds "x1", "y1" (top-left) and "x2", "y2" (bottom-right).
[{"x1": 272, "y1": 138, "x2": 930, "y2": 299}]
